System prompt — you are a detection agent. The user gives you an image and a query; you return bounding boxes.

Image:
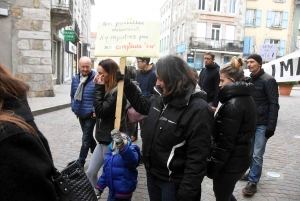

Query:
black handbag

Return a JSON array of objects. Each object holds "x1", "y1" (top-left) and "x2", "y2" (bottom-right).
[
  {"x1": 37, "y1": 138, "x2": 98, "y2": 201},
  {"x1": 52, "y1": 161, "x2": 98, "y2": 201}
]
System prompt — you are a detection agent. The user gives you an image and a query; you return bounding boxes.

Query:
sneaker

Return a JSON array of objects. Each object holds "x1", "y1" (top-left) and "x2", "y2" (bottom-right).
[
  {"x1": 242, "y1": 182, "x2": 257, "y2": 196},
  {"x1": 239, "y1": 172, "x2": 249, "y2": 181}
]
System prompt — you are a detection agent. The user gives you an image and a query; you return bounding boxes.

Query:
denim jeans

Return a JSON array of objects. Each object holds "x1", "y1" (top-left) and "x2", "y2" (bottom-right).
[
  {"x1": 248, "y1": 125, "x2": 268, "y2": 184},
  {"x1": 77, "y1": 117, "x2": 96, "y2": 164},
  {"x1": 147, "y1": 173, "x2": 179, "y2": 201},
  {"x1": 107, "y1": 194, "x2": 131, "y2": 201}
]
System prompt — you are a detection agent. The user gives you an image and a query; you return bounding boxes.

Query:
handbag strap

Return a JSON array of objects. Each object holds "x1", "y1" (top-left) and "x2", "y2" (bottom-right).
[{"x1": 35, "y1": 135, "x2": 73, "y2": 195}]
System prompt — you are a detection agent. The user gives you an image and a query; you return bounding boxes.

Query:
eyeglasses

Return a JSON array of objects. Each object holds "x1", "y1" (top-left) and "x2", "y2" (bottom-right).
[
  {"x1": 122, "y1": 136, "x2": 128, "y2": 140},
  {"x1": 204, "y1": 57, "x2": 212, "y2": 60},
  {"x1": 137, "y1": 60, "x2": 143, "y2": 63}
]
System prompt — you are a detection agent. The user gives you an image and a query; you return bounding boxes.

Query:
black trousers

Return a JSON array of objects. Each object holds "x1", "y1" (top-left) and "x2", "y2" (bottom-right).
[{"x1": 213, "y1": 171, "x2": 245, "y2": 201}]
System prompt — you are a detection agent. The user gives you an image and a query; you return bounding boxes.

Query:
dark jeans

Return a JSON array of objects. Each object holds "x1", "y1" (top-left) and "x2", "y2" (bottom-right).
[
  {"x1": 147, "y1": 173, "x2": 201, "y2": 201},
  {"x1": 78, "y1": 117, "x2": 96, "y2": 164},
  {"x1": 107, "y1": 194, "x2": 131, "y2": 201},
  {"x1": 213, "y1": 171, "x2": 245, "y2": 201}
]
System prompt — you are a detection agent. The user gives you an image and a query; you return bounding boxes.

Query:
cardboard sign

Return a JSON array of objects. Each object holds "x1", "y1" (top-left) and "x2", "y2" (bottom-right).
[
  {"x1": 94, "y1": 20, "x2": 160, "y2": 57},
  {"x1": 258, "y1": 44, "x2": 278, "y2": 62}
]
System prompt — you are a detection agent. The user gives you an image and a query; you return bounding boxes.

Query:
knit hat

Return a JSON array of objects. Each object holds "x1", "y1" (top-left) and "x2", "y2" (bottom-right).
[{"x1": 247, "y1": 54, "x2": 262, "y2": 65}]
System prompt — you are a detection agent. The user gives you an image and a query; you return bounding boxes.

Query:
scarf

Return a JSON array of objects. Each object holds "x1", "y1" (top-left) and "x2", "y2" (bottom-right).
[{"x1": 74, "y1": 73, "x2": 89, "y2": 101}]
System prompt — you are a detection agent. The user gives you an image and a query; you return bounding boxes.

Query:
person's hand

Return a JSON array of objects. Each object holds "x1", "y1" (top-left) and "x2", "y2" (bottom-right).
[
  {"x1": 265, "y1": 130, "x2": 274, "y2": 139},
  {"x1": 211, "y1": 106, "x2": 217, "y2": 112},
  {"x1": 95, "y1": 188, "x2": 103, "y2": 199},
  {"x1": 94, "y1": 74, "x2": 104, "y2": 84},
  {"x1": 111, "y1": 129, "x2": 124, "y2": 148},
  {"x1": 92, "y1": 112, "x2": 96, "y2": 118},
  {"x1": 116, "y1": 70, "x2": 124, "y2": 82}
]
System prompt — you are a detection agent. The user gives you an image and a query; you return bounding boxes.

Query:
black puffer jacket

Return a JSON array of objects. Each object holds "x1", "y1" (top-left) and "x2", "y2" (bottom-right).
[
  {"x1": 124, "y1": 82, "x2": 214, "y2": 201},
  {"x1": 250, "y1": 69, "x2": 279, "y2": 132},
  {"x1": 207, "y1": 82, "x2": 257, "y2": 179},
  {"x1": 94, "y1": 84, "x2": 127, "y2": 144}
]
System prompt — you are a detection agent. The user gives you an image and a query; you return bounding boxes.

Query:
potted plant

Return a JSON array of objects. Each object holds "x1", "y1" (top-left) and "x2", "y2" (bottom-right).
[{"x1": 277, "y1": 81, "x2": 298, "y2": 96}]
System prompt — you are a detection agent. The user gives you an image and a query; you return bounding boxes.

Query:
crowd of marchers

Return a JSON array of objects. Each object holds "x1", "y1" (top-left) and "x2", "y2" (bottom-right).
[{"x1": 0, "y1": 52, "x2": 279, "y2": 201}]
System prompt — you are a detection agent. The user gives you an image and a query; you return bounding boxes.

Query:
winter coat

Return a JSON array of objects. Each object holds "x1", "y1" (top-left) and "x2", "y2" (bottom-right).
[
  {"x1": 124, "y1": 81, "x2": 214, "y2": 201},
  {"x1": 250, "y1": 69, "x2": 279, "y2": 132},
  {"x1": 94, "y1": 84, "x2": 127, "y2": 144},
  {"x1": 207, "y1": 82, "x2": 257, "y2": 179},
  {"x1": 198, "y1": 63, "x2": 220, "y2": 107},
  {"x1": 136, "y1": 67, "x2": 157, "y2": 96},
  {"x1": 0, "y1": 122, "x2": 57, "y2": 201},
  {"x1": 97, "y1": 145, "x2": 140, "y2": 199},
  {"x1": 71, "y1": 70, "x2": 97, "y2": 118},
  {"x1": 3, "y1": 96, "x2": 52, "y2": 158}
]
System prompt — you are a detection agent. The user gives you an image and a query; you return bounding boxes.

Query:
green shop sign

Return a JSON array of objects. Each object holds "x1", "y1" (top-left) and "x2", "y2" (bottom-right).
[{"x1": 64, "y1": 30, "x2": 75, "y2": 42}]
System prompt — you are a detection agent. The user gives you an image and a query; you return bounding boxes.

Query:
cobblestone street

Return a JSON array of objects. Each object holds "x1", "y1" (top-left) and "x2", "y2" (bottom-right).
[{"x1": 34, "y1": 89, "x2": 300, "y2": 201}]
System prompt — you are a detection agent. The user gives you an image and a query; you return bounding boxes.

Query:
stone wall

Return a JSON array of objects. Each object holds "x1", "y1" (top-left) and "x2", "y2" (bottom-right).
[{"x1": 1, "y1": 0, "x2": 54, "y2": 97}]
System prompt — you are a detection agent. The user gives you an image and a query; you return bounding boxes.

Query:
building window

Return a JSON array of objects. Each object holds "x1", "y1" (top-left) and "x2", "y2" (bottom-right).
[
  {"x1": 199, "y1": 0, "x2": 205, "y2": 10},
  {"x1": 246, "y1": 9, "x2": 262, "y2": 26},
  {"x1": 266, "y1": 11, "x2": 288, "y2": 28},
  {"x1": 211, "y1": 24, "x2": 221, "y2": 41},
  {"x1": 273, "y1": 12, "x2": 282, "y2": 27},
  {"x1": 229, "y1": 0, "x2": 236, "y2": 14},
  {"x1": 246, "y1": 10, "x2": 255, "y2": 25},
  {"x1": 173, "y1": 29, "x2": 176, "y2": 46},
  {"x1": 183, "y1": 0, "x2": 187, "y2": 13},
  {"x1": 214, "y1": 0, "x2": 221, "y2": 12},
  {"x1": 167, "y1": 36, "x2": 169, "y2": 50},
  {"x1": 182, "y1": 24, "x2": 185, "y2": 42},
  {"x1": 177, "y1": 27, "x2": 180, "y2": 44}
]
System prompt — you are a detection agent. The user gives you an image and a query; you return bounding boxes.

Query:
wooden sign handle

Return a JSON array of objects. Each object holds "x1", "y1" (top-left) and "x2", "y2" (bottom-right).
[{"x1": 114, "y1": 57, "x2": 126, "y2": 130}]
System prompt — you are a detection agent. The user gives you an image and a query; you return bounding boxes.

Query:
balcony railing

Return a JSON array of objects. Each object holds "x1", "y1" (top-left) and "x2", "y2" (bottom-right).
[
  {"x1": 190, "y1": 37, "x2": 244, "y2": 52},
  {"x1": 51, "y1": 0, "x2": 73, "y2": 29}
]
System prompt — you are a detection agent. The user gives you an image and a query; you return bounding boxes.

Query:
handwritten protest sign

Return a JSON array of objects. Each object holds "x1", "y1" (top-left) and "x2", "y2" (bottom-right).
[
  {"x1": 258, "y1": 44, "x2": 278, "y2": 62},
  {"x1": 94, "y1": 20, "x2": 160, "y2": 57}
]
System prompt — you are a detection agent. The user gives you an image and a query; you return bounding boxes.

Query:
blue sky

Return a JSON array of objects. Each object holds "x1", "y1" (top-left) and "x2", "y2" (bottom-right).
[{"x1": 91, "y1": 0, "x2": 164, "y2": 31}]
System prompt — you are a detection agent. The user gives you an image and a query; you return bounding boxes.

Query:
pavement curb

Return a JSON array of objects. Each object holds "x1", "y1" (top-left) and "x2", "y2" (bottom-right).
[{"x1": 32, "y1": 103, "x2": 71, "y2": 116}]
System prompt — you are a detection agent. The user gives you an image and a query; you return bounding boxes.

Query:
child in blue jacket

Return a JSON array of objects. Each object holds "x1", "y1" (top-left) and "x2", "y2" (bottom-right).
[{"x1": 95, "y1": 129, "x2": 140, "y2": 201}]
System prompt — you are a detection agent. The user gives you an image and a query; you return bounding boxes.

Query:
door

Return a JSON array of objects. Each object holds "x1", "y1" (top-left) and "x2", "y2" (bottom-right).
[{"x1": 211, "y1": 24, "x2": 221, "y2": 48}]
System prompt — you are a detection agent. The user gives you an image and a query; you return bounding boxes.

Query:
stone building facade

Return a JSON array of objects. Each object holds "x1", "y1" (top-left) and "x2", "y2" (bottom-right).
[{"x1": 0, "y1": 0, "x2": 54, "y2": 97}]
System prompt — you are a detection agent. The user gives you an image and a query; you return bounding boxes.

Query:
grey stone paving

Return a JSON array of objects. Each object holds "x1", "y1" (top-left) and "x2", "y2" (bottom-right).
[{"x1": 34, "y1": 89, "x2": 300, "y2": 201}]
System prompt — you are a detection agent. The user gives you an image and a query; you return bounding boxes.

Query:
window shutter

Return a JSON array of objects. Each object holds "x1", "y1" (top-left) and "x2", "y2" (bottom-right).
[
  {"x1": 243, "y1": 37, "x2": 250, "y2": 54},
  {"x1": 255, "y1": 10, "x2": 262, "y2": 26},
  {"x1": 266, "y1": 11, "x2": 273, "y2": 28},
  {"x1": 249, "y1": 37, "x2": 255, "y2": 54},
  {"x1": 279, "y1": 40, "x2": 286, "y2": 56},
  {"x1": 281, "y1": 12, "x2": 288, "y2": 28},
  {"x1": 264, "y1": 39, "x2": 270, "y2": 44}
]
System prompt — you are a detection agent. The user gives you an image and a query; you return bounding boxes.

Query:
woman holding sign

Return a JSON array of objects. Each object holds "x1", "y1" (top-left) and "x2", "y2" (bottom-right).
[
  {"x1": 86, "y1": 59, "x2": 127, "y2": 188},
  {"x1": 123, "y1": 55, "x2": 214, "y2": 201}
]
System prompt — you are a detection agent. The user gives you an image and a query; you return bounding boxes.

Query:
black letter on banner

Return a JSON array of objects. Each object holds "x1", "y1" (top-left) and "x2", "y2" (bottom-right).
[
  {"x1": 297, "y1": 57, "x2": 300, "y2": 75},
  {"x1": 280, "y1": 59, "x2": 293, "y2": 77},
  {"x1": 272, "y1": 64, "x2": 275, "y2": 77}
]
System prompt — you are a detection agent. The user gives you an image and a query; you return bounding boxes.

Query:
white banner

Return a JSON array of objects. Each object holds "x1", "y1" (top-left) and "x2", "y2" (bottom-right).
[{"x1": 262, "y1": 50, "x2": 300, "y2": 82}]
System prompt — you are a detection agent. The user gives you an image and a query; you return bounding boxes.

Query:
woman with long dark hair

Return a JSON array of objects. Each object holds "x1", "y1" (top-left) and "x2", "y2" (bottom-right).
[
  {"x1": 0, "y1": 63, "x2": 57, "y2": 200},
  {"x1": 86, "y1": 59, "x2": 127, "y2": 188},
  {"x1": 123, "y1": 55, "x2": 214, "y2": 201}
]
